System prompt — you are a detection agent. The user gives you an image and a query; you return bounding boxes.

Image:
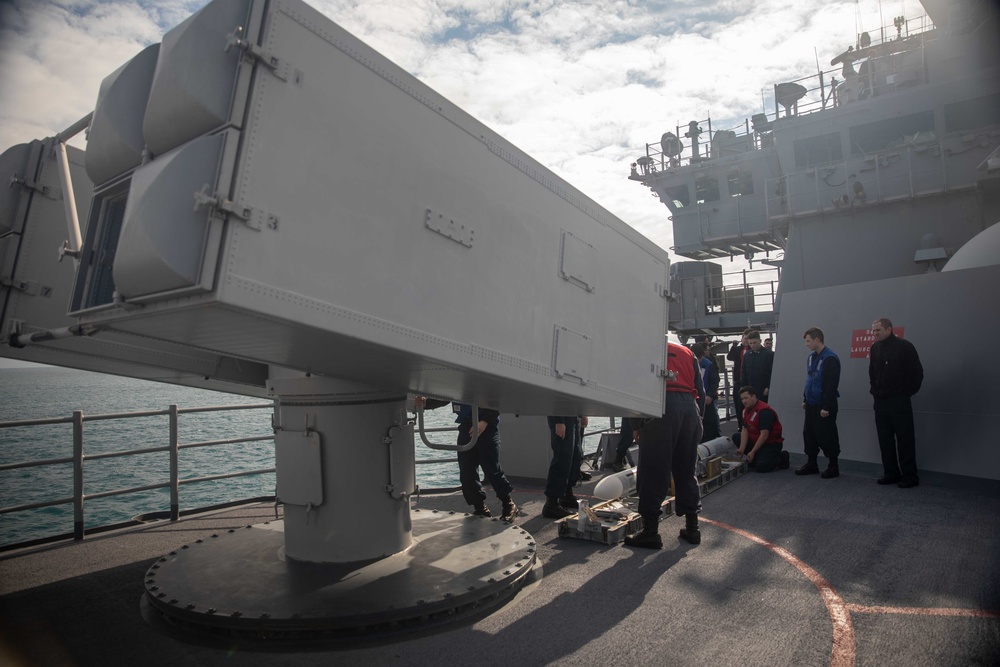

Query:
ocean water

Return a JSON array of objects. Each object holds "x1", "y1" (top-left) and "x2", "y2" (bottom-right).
[{"x1": 0, "y1": 368, "x2": 611, "y2": 547}]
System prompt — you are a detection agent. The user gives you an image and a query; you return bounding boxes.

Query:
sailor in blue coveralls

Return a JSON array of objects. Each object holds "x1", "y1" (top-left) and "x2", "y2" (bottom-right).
[
  {"x1": 798, "y1": 326, "x2": 842, "y2": 479},
  {"x1": 418, "y1": 399, "x2": 518, "y2": 521}
]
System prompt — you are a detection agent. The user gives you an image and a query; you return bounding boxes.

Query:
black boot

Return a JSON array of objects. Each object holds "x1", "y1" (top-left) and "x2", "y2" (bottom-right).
[
  {"x1": 500, "y1": 496, "x2": 519, "y2": 522},
  {"x1": 795, "y1": 457, "x2": 819, "y2": 475},
  {"x1": 821, "y1": 458, "x2": 840, "y2": 479},
  {"x1": 472, "y1": 503, "x2": 491, "y2": 517},
  {"x1": 678, "y1": 513, "x2": 701, "y2": 545},
  {"x1": 611, "y1": 456, "x2": 628, "y2": 472},
  {"x1": 559, "y1": 492, "x2": 578, "y2": 509},
  {"x1": 624, "y1": 515, "x2": 662, "y2": 549},
  {"x1": 542, "y1": 497, "x2": 572, "y2": 519}
]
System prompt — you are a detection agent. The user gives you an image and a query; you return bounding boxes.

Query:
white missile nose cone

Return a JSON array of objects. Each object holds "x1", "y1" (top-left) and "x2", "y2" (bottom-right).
[{"x1": 593, "y1": 467, "x2": 637, "y2": 500}]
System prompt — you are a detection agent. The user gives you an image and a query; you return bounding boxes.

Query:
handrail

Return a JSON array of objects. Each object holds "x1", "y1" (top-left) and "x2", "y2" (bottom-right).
[
  {"x1": 0, "y1": 402, "x2": 276, "y2": 542},
  {"x1": 634, "y1": 14, "x2": 937, "y2": 172},
  {"x1": 0, "y1": 400, "x2": 472, "y2": 548},
  {"x1": 416, "y1": 405, "x2": 479, "y2": 452}
]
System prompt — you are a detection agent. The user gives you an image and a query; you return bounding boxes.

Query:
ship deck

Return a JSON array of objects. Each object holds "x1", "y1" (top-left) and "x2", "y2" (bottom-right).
[{"x1": 2, "y1": 460, "x2": 998, "y2": 666}]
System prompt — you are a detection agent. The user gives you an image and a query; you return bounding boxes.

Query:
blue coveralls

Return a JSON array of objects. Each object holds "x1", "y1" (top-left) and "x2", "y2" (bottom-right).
[
  {"x1": 545, "y1": 416, "x2": 582, "y2": 499},
  {"x1": 453, "y1": 403, "x2": 513, "y2": 506}
]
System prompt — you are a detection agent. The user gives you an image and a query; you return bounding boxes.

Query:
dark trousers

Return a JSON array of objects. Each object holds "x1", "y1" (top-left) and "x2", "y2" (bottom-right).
[
  {"x1": 803, "y1": 404, "x2": 840, "y2": 460},
  {"x1": 545, "y1": 417, "x2": 582, "y2": 499},
  {"x1": 636, "y1": 393, "x2": 702, "y2": 519},
  {"x1": 457, "y1": 424, "x2": 513, "y2": 506},
  {"x1": 874, "y1": 395, "x2": 918, "y2": 480},
  {"x1": 733, "y1": 386, "x2": 744, "y2": 429},
  {"x1": 701, "y1": 398, "x2": 722, "y2": 442},
  {"x1": 730, "y1": 433, "x2": 783, "y2": 472},
  {"x1": 615, "y1": 417, "x2": 634, "y2": 459}
]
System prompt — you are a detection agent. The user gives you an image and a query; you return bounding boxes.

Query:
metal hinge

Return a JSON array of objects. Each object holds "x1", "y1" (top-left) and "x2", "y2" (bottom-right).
[
  {"x1": 193, "y1": 184, "x2": 271, "y2": 231},
  {"x1": 225, "y1": 26, "x2": 288, "y2": 81},
  {"x1": 8, "y1": 173, "x2": 61, "y2": 201},
  {"x1": 658, "y1": 367, "x2": 678, "y2": 381},
  {"x1": 1, "y1": 276, "x2": 43, "y2": 295}
]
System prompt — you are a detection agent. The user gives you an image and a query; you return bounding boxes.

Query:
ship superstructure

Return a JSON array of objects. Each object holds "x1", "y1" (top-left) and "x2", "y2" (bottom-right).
[
  {"x1": 631, "y1": 0, "x2": 999, "y2": 340},
  {"x1": 629, "y1": 0, "x2": 1000, "y2": 485}
]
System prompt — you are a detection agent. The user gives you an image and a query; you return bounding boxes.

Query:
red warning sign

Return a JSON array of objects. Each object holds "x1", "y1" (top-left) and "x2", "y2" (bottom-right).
[{"x1": 851, "y1": 327, "x2": 904, "y2": 359}]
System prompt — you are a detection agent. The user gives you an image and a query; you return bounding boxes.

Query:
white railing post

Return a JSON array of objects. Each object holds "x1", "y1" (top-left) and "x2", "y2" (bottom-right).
[
  {"x1": 72, "y1": 411, "x2": 84, "y2": 540},
  {"x1": 169, "y1": 404, "x2": 179, "y2": 521}
]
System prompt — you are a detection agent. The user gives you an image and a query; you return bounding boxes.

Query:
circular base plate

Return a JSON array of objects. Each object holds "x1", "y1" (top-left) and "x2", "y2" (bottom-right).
[{"x1": 143, "y1": 508, "x2": 536, "y2": 647}]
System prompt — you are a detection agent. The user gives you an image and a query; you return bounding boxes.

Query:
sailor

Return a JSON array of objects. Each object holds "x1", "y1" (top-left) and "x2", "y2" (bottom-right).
[
  {"x1": 740, "y1": 330, "x2": 774, "y2": 400},
  {"x1": 798, "y1": 327, "x2": 842, "y2": 478},
  {"x1": 727, "y1": 330, "x2": 752, "y2": 429},
  {"x1": 576, "y1": 416, "x2": 593, "y2": 481},
  {"x1": 610, "y1": 417, "x2": 634, "y2": 472},
  {"x1": 733, "y1": 386, "x2": 788, "y2": 473},
  {"x1": 623, "y1": 342, "x2": 704, "y2": 549},
  {"x1": 869, "y1": 318, "x2": 924, "y2": 488},
  {"x1": 693, "y1": 341, "x2": 722, "y2": 442},
  {"x1": 542, "y1": 416, "x2": 584, "y2": 518},
  {"x1": 416, "y1": 397, "x2": 518, "y2": 520}
]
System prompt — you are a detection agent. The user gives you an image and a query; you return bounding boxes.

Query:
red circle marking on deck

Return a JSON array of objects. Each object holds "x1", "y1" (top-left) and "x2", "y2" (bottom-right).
[
  {"x1": 701, "y1": 518, "x2": 856, "y2": 667},
  {"x1": 846, "y1": 604, "x2": 1000, "y2": 618}
]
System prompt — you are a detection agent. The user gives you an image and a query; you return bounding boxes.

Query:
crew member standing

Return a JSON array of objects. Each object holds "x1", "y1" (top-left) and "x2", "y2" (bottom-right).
[
  {"x1": 869, "y1": 318, "x2": 924, "y2": 488},
  {"x1": 693, "y1": 341, "x2": 721, "y2": 441},
  {"x1": 624, "y1": 342, "x2": 704, "y2": 549},
  {"x1": 798, "y1": 327, "x2": 842, "y2": 478},
  {"x1": 416, "y1": 398, "x2": 518, "y2": 520},
  {"x1": 542, "y1": 416, "x2": 583, "y2": 518},
  {"x1": 727, "y1": 330, "x2": 751, "y2": 429},
  {"x1": 740, "y1": 330, "x2": 774, "y2": 400}
]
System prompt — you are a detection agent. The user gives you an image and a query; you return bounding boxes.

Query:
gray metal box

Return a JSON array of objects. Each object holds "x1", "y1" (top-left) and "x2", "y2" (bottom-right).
[{"x1": 69, "y1": 0, "x2": 670, "y2": 417}]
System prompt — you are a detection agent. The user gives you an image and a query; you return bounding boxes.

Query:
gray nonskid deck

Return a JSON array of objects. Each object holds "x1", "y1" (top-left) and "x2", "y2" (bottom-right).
[{"x1": 1, "y1": 469, "x2": 998, "y2": 666}]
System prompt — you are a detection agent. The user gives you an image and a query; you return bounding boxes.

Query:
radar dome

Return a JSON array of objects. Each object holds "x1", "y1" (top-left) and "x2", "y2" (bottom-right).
[{"x1": 942, "y1": 223, "x2": 1000, "y2": 271}]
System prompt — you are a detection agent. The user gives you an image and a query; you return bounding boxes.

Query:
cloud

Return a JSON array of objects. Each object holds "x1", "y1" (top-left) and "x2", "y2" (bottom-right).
[
  {"x1": 0, "y1": 1, "x2": 173, "y2": 148},
  {"x1": 0, "y1": 0, "x2": 929, "y2": 254}
]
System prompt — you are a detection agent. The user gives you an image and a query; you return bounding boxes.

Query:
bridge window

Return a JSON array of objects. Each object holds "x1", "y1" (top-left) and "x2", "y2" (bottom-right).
[
  {"x1": 794, "y1": 132, "x2": 843, "y2": 167},
  {"x1": 695, "y1": 177, "x2": 720, "y2": 203},
  {"x1": 945, "y1": 93, "x2": 1000, "y2": 133},
  {"x1": 664, "y1": 184, "x2": 689, "y2": 208},
  {"x1": 727, "y1": 170, "x2": 754, "y2": 196},
  {"x1": 849, "y1": 110, "x2": 935, "y2": 154}
]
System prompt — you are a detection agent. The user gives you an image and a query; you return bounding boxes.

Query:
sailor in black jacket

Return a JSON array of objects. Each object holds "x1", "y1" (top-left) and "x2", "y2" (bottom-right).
[
  {"x1": 869, "y1": 318, "x2": 924, "y2": 488},
  {"x1": 740, "y1": 330, "x2": 774, "y2": 399}
]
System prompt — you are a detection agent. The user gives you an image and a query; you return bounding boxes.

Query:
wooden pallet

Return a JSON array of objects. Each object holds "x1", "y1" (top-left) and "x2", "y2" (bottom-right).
[
  {"x1": 699, "y1": 459, "x2": 749, "y2": 494},
  {"x1": 557, "y1": 498, "x2": 670, "y2": 545},
  {"x1": 560, "y1": 459, "x2": 749, "y2": 544}
]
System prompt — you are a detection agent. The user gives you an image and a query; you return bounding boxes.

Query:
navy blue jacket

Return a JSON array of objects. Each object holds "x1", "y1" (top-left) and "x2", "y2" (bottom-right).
[
  {"x1": 804, "y1": 347, "x2": 841, "y2": 410},
  {"x1": 422, "y1": 399, "x2": 500, "y2": 426},
  {"x1": 741, "y1": 348, "x2": 774, "y2": 397}
]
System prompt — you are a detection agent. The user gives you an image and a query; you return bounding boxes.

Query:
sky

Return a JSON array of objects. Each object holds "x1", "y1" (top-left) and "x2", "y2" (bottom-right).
[
  {"x1": 0, "y1": 0, "x2": 928, "y2": 246},
  {"x1": 0, "y1": 0, "x2": 927, "y2": 368}
]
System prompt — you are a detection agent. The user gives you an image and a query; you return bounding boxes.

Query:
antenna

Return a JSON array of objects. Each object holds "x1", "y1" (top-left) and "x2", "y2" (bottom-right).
[{"x1": 879, "y1": 0, "x2": 885, "y2": 43}]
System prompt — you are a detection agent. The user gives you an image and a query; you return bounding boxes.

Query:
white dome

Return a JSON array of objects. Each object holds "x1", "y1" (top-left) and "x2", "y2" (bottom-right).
[{"x1": 942, "y1": 222, "x2": 1000, "y2": 271}]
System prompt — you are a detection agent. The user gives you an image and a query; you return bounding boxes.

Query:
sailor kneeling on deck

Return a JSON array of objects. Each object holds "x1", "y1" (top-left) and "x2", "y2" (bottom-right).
[
  {"x1": 732, "y1": 386, "x2": 790, "y2": 473},
  {"x1": 623, "y1": 342, "x2": 704, "y2": 549}
]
